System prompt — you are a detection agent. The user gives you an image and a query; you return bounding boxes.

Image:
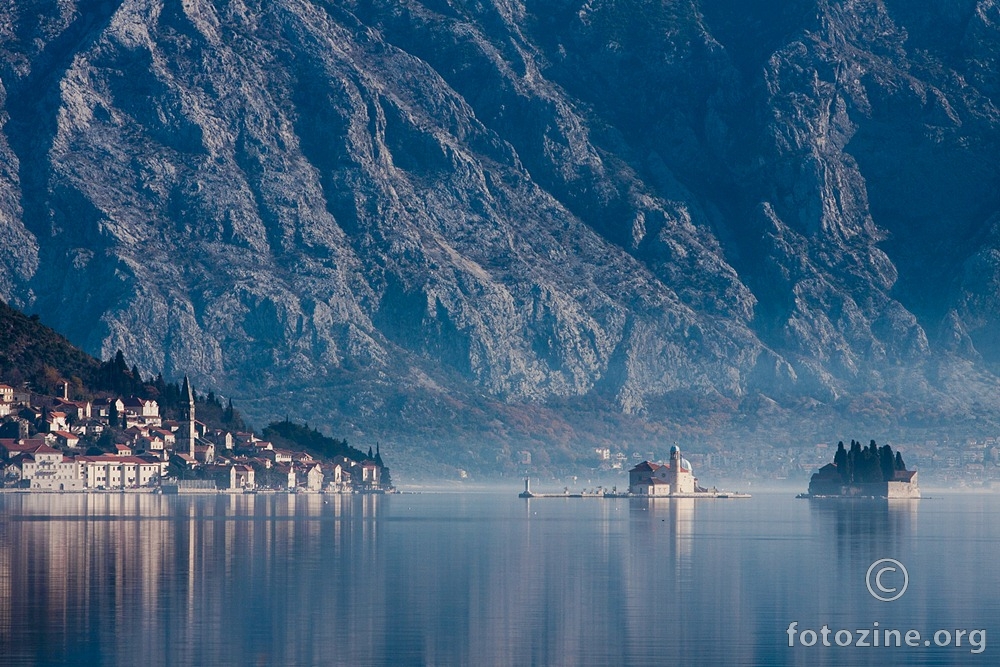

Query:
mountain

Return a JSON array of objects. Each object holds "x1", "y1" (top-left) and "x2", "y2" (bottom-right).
[
  {"x1": 0, "y1": 299, "x2": 102, "y2": 393},
  {"x1": 3, "y1": 0, "x2": 1000, "y2": 472}
]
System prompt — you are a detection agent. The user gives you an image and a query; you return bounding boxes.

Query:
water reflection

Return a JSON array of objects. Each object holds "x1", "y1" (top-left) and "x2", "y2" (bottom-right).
[
  {"x1": 0, "y1": 494, "x2": 384, "y2": 667},
  {"x1": 0, "y1": 494, "x2": 713, "y2": 666},
  {"x1": 628, "y1": 496, "x2": 695, "y2": 559},
  {"x1": 808, "y1": 497, "x2": 917, "y2": 562},
  {"x1": 1, "y1": 493, "x2": 991, "y2": 667}
]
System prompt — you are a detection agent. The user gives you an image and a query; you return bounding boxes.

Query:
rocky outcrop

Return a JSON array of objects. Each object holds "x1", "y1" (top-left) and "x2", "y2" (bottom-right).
[{"x1": 2, "y1": 0, "x2": 1000, "y2": 466}]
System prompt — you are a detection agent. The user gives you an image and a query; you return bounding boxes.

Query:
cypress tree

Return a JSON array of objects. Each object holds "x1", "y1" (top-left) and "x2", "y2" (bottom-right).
[
  {"x1": 864, "y1": 442, "x2": 882, "y2": 482},
  {"x1": 879, "y1": 444, "x2": 895, "y2": 482},
  {"x1": 114, "y1": 350, "x2": 127, "y2": 374},
  {"x1": 834, "y1": 442, "x2": 848, "y2": 483},
  {"x1": 848, "y1": 440, "x2": 862, "y2": 484}
]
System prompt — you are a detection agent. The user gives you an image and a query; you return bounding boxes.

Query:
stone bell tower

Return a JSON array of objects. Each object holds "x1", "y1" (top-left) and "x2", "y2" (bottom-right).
[{"x1": 180, "y1": 376, "x2": 196, "y2": 458}]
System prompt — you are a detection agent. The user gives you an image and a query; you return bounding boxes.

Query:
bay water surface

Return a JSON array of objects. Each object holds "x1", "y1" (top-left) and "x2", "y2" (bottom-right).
[{"x1": 0, "y1": 491, "x2": 997, "y2": 666}]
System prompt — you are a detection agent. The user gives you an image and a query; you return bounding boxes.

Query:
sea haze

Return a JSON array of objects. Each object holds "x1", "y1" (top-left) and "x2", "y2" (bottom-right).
[{"x1": 0, "y1": 492, "x2": 997, "y2": 666}]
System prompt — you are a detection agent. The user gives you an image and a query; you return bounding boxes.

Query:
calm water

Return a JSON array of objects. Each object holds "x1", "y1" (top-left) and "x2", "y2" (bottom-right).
[{"x1": 0, "y1": 491, "x2": 998, "y2": 666}]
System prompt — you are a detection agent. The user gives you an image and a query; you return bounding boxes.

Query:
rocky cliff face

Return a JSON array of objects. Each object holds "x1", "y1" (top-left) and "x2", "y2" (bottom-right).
[{"x1": 3, "y1": 0, "x2": 1000, "y2": 469}]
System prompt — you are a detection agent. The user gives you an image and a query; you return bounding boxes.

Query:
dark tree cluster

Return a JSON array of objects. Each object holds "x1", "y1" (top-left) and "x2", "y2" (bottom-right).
[
  {"x1": 832, "y1": 439, "x2": 907, "y2": 485},
  {"x1": 262, "y1": 419, "x2": 368, "y2": 462},
  {"x1": 96, "y1": 350, "x2": 143, "y2": 396},
  {"x1": 96, "y1": 350, "x2": 246, "y2": 431}
]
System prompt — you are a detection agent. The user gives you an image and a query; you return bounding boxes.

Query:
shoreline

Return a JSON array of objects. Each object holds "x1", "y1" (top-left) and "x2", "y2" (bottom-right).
[{"x1": 519, "y1": 491, "x2": 751, "y2": 499}]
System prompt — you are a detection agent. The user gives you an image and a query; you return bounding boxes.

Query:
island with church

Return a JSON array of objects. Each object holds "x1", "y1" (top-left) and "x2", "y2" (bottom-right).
[
  {"x1": 800, "y1": 439, "x2": 920, "y2": 499},
  {"x1": 519, "y1": 445, "x2": 750, "y2": 498}
]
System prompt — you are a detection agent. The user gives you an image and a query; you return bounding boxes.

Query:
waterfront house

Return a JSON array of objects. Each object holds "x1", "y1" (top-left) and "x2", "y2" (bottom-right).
[
  {"x1": 305, "y1": 464, "x2": 324, "y2": 492},
  {"x1": 360, "y1": 461, "x2": 379, "y2": 487},
  {"x1": 2, "y1": 454, "x2": 24, "y2": 485},
  {"x1": 275, "y1": 464, "x2": 296, "y2": 489},
  {"x1": 324, "y1": 462, "x2": 344, "y2": 491},
  {"x1": 230, "y1": 464, "x2": 255, "y2": 490},
  {"x1": 20, "y1": 445, "x2": 84, "y2": 491},
  {"x1": 77, "y1": 455, "x2": 160, "y2": 489}
]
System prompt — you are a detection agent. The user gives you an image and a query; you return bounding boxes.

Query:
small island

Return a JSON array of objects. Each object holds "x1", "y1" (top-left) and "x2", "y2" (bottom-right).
[
  {"x1": 627, "y1": 445, "x2": 748, "y2": 497},
  {"x1": 519, "y1": 445, "x2": 749, "y2": 498},
  {"x1": 802, "y1": 439, "x2": 919, "y2": 499}
]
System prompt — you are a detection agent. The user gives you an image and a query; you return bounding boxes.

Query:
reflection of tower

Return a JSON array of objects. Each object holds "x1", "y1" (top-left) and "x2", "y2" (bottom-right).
[{"x1": 180, "y1": 376, "x2": 196, "y2": 458}]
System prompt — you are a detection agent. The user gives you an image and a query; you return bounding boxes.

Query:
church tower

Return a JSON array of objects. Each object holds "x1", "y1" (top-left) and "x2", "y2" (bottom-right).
[{"x1": 180, "y1": 376, "x2": 196, "y2": 458}]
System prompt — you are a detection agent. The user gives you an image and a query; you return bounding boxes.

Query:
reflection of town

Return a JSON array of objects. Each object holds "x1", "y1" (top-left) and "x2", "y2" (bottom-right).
[
  {"x1": 0, "y1": 493, "x2": 767, "y2": 665},
  {"x1": 0, "y1": 494, "x2": 384, "y2": 666},
  {"x1": 592, "y1": 437, "x2": 1000, "y2": 488}
]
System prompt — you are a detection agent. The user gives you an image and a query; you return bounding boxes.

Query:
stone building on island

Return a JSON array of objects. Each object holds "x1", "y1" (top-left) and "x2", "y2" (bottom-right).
[
  {"x1": 805, "y1": 439, "x2": 920, "y2": 499},
  {"x1": 628, "y1": 445, "x2": 698, "y2": 496}
]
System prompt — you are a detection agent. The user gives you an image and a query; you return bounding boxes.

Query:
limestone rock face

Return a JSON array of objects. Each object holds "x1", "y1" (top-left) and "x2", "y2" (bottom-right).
[{"x1": 3, "y1": 0, "x2": 1000, "y2": 462}]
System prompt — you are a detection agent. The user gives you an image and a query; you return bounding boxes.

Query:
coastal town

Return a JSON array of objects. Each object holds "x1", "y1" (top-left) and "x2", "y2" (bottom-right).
[{"x1": 0, "y1": 377, "x2": 392, "y2": 494}]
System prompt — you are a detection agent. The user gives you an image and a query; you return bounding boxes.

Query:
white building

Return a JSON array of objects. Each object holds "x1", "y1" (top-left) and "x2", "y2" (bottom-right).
[
  {"x1": 51, "y1": 431, "x2": 80, "y2": 449},
  {"x1": 53, "y1": 398, "x2": 91, "y2": 420},
  {"x1": 122, "y1": 397, "x2": 161, "y2": 427},
  {"x1": 628, "y1": 446, "x2": 697, "y2": 496},
  {"x1": 230, "y1": 465, "x2": 255, "y2": 490},
  {"x1": 19, "y1": 445, "x2": 84, "y2": 491},
  {"x1": 305, "y1": 464, "x2": 324, "y2": 492},
  {"x1": 46, "y1": 411, "x2": 69, "y2": 433},
  {"x1": 92, "y1": 397, "x2": 125, "y2": 419},
  {"x1": 325, "y1": 462, "x2": 346, "y2": 492},
  {"x1": 77, "y1": 456, "x2": 161, "y2": 489}
]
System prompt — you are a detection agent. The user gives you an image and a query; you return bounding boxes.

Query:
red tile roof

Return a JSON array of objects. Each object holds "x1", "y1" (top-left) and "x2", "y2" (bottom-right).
[{"x1": 629, "y1": 461, "x2": 661, "y2": 473}]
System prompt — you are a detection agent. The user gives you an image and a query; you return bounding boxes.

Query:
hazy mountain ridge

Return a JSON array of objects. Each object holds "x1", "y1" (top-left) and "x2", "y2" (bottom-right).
[{"x1": 2, "y1": 0, "x2": 1000, "y2": 468}]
